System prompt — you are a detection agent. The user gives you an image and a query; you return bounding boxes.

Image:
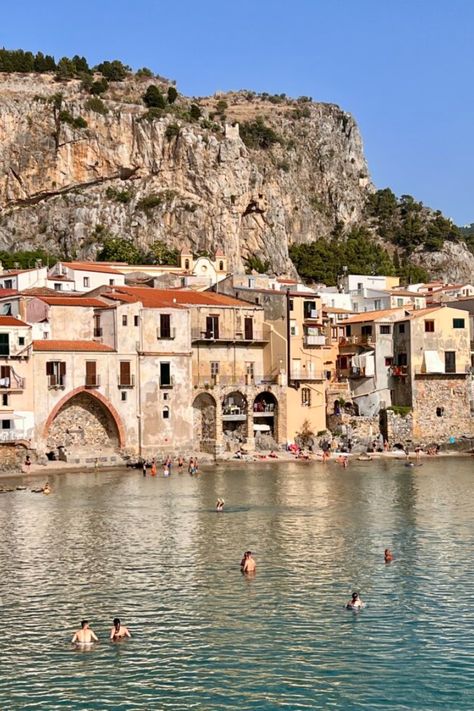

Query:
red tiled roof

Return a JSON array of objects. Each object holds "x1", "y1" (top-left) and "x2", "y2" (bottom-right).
[
  {"x1": 114, "y1": 286, "x2": 251, "y2": 308},
  {"x1": 33, "y1": 340, "x2": 114, "y2": 352},
  {"x1": 0, "y1": 316, "x2": 30, "y2": 327},
  {"x1": 0, "y1": 267, "x2": 40, "y2": 278},
  {"x1": 37, "y1": 296, "x2": 109, "y2": 308},
  {"x1": 344, "y1": 307, "x2": 407, "y2": 324},
  {"x1": 62, "y1": 262, "x2": 123, "y2": 275},
  {"x1": 0, "y1": 289, "x2": 19, "y2": 298}
]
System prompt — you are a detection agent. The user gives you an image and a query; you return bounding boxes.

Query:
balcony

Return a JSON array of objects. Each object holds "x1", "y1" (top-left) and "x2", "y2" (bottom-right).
[
  {"x1": 118, "y1": 374, "x2": 135, "y2": 388},
  {"x1": 304, "y1": 334, "x2": 327, "y2": 347},
  {"x1": 349, "y1": 366, "x2": 370, "y2": 379},
  {"x1": 85, "y1": 374, "x2": 101, "y2": 388},
  {"x1": 48, "y1": 375, "x2": 66, "y2": 389},
  {"x1": 291, "y1": 370, "x2": 325, "y2": 381},
  {"x1": 339, "y1": 335, "x2": 374, "y2": 347},
  {"x1": 193, "y1": 374, "x2": 279, "y2": 389},
  {"x1": 191, "y1": 328, "x2": 267, "y2": 344},
  {"x1": 157, "y1": 327, "x2": 176, "y2": 340},
  {"x1": 159, "y1": 375, "x2": 174, "y2": 389}
]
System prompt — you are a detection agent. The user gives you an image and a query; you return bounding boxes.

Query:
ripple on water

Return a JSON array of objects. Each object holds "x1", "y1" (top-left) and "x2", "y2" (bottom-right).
[{"x1": 0, "y1": 460, "x2": 474, "y2": 709}]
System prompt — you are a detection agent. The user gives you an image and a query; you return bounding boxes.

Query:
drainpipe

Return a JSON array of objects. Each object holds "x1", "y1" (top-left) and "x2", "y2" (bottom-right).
[
  {"x1": 286, "y1": 288, "x2": 294, "y2": 388},
  {"x1": 137, "y1": 308, "x2": 143, "y2": 459}
]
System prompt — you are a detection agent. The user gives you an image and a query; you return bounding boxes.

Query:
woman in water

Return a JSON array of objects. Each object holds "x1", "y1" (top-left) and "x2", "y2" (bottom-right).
[
  {"x1": 384, "y1": 548, "x2": 394, "y2": 563},
  {"x1": 110, "y1": 618, "x2": 131, "y2": 641},
  {"x1": 346, "y1": 592, "x2": 364, "y2": 610},
  {"x1": 216, "y1": 498, "x2": 224, "y2": 512},
  {"x1": 150, "y1": 459, "x2": 157, "y2": 477}
]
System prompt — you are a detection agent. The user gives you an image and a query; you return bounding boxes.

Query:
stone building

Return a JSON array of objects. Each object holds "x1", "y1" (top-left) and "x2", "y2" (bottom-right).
[{"x1": 391, "y1": 305, "x2": 473, "y2": 443}]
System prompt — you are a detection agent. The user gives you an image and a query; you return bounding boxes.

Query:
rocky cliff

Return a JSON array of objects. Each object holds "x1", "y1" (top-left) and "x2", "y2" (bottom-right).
[
  {"x1": 0, "y1": 73, "x2": 370, "y2": 274},
  {"x1": 0, "y1": 72, "x2": 472, "y2": 281}
]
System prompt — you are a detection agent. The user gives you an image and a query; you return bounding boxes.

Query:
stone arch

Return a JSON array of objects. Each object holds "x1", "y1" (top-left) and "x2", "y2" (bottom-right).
[
  {"x1": 192, "y1": 392, "x2": 217, "y2": 453},
  {"x1": 44, "y1": 387, "x2": 125, "y2": 449},
  {"x1": 253, "y1": 391, "x2": 279, "y2": 440},
  {"x1": 222, "y1": 390, "x2": 248, "y2": 443}
]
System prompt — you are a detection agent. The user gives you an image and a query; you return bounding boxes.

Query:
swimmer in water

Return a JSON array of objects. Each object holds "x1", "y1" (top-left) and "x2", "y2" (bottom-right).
[
  {"x1": 72, "y1": 620, "x2": 98, "y2": 646},
  {"x1": 241, "y1": 551, "x2": 256, "y2": 574},
  {"x1": 110, "y1": 617, "x2": 131, "y2": 641},
  {"x1": 216, "y1": 498, "x2": 224, "y2": 512},
  {"x1": 384, "y1": 548, "x2": 394, "y2": 563},
  {"x1": 346, "y1": 592, "x2": 363, "y2": 610}
]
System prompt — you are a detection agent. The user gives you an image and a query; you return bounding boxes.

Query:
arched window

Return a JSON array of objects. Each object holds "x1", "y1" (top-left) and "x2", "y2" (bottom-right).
[{"x1": 163, "y1": 406, "x2": 170, "y2": 419}]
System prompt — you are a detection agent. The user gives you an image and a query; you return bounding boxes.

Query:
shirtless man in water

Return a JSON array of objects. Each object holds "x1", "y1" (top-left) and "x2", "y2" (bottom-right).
[
  {"x1": 241, "y1": 551, "x2": 256, "y2": 573},
  {"x1": 72, "y1": 620, "x2": 98, "y2": 645}
]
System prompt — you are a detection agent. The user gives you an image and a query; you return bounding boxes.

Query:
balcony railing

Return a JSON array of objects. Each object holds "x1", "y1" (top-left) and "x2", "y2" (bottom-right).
[
  {"x1": 339, "y1": 335, "x2": 374, "y2": 346},
  {"x1": 85, "y1": 374, "x2": 101, "y2": 388},
  {"x1": 304, "y1": 334, "x2": 327, "y2": 346},
  {"x1": 157, "y1": 327, "x2": 176, "y2": 340},
  {"x1": 291, "y1": 370, "x2": 325, "y2": 381},
  {"x1": 193, "y1": 374, "x2": 279, "y2": 388},
  {"x1": 118, "y1": 374, "x2": 135, "y2": 388},
  {"x1": 159, "y1": 375, "x2": 174, "y2": 389},
  {"x1": 191, "y1": 329, "x2": 266, "y2": 343},
  {"x1": 0, "y1": 375, "x2": 25, "y2": 390},
  {"x1": 0, "y1": 428, "x2": 33, "y2": 442},
  {"x1": 48, "y1": 375, "x2": 66, "y2": 389}
]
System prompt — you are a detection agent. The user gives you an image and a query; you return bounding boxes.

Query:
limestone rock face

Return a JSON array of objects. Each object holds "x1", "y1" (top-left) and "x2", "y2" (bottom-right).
[
  {"x1": 0, "y1": 74, "x2": 371, "y2": 273},
  {"x1": 412, "y1": 241, "x2": 474, "y2": 283}
]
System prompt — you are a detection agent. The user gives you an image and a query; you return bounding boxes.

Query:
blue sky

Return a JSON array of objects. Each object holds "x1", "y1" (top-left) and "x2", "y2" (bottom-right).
[{"x1": 2, "y1": 0, "x2": 473, "y2": 223}]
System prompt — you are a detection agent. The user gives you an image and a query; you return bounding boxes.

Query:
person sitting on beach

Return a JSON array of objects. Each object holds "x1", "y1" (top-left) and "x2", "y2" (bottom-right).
[
  {"x1": 384, "y1": 549, "x2": 394, "y2": 563},
  {"x1": 216, "y1": 498, "x2": 225, "y2": 512},
  {"x1": 72, "y1": 620, "x2": 98, "y2": 646},
  {"x1": 110, "y1": 618, "x2": 131, "y2": 641},
  {"x1": 346, "y1": 592, "x2": 363, "y2": 610},
  {"x1": 177, "y1": 456, "x2": 184, "y2": 471},
  {"x1": 24, "y1": 455, "x2": 31, "y2": 469},
  {"x1": 43, "y1": 482, "x2": 51, "y2": 495},
  {"x1": 241, "y1": 551, "x2": 256, "y2": 574},
  {"x1": 268, "y1": 450, "x2": 278, "y2": 459}
]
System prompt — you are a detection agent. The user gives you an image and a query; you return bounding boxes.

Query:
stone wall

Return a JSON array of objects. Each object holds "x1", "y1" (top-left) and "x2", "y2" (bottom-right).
[
  {"x1": 412, "y1": 375, "x2": 473, "y2": 443},
  {"x1": 386, "y1": 410, "x2": 413, "y2": 445},
  {"x1": 47, "y1": 393, "x2": 119, "y2": 450},
  {"x1": 0, "y1": 443, "x2": 31, "y2": 472}
]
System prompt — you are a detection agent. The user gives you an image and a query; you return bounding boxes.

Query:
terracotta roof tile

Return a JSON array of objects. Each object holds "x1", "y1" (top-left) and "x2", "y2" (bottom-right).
[
  {"x1": 114, "y1": 286, "x2": 251, "y2": 308},
  {"x1": 0, "y1": 316, "x2": 30, "y2": 327},
  {"x1": 62, "y1": 262, "x2": 124, "y2": 275},
  {"x1": 33, "y1": 339, "x2": 115, "y2": 352},
  {"x1": 38, "y1": 296, "x2": 109, "y2": 308},
  {"x1": 344, "y1": 307, "x2": 407, "y2": 324},
  {"x1": 0, "y1": 289, "x2": 19, "y2": 297}
]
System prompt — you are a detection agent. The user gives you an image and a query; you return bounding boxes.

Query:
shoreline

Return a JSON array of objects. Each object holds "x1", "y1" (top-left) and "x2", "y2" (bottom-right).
[{"x1": 0, "y1": 448, "x2": 471, "y2": 482}]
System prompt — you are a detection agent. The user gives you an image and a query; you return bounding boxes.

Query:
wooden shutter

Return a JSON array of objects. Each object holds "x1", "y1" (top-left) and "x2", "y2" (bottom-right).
[
  {"x1": 120, "y1": 361, "x2": 130, "y2": 385},
  {"x1": 85, "y1": 361, "x2": 96, "y2": 385}
]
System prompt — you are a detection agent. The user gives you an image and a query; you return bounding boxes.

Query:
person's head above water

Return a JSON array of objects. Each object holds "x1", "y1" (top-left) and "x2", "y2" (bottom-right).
[
  {"x1": 81, "y1": 620, "x2": 89, "y2": 629},
  {"x1": 113, "y1": 618, "x2": 121, "y2": 629},
  {"x1": 351, "y1": 592, "x2": 359, "y2": 601}
]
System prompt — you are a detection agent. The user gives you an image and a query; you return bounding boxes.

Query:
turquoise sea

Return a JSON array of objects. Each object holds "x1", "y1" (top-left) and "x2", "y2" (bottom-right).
[{"x1": 0, "y1": 458, "x2": 473, "y2": 709}]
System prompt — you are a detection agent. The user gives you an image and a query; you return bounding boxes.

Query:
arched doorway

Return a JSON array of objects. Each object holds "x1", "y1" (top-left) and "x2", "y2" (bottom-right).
[
  {"x1": 46, "y1": 391, "x2": 122, "y2": 451},
  {"x1": 193, "y1": 393, "x2": 217, "y2": 453},
  {"x1": 253, "y1": 391, "x2": 278, "y2": 440},
  {"x1": 222, "y1": 391, "x2": 248, "y2": 445}
]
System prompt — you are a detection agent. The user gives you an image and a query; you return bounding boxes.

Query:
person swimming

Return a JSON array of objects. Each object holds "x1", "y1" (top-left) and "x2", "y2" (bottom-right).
[
  {"x1": 216, "y1": 498, "x2": 224, "y2": 512},
  {"x1": 346, "y1": 592, "x2": 364, "y2": 610},
  {"x1": 110, "y1": 617, "x2": 131, "y2": 641},
  {"x1": 72, "y1": 620, "x2": 98, "y2": 646},
  {"x1": 241, "y1": 551, "x2": 256, "y2": 574},
  {"x1": 384, "y1": 548, "x2": 394, "y2": 563}
]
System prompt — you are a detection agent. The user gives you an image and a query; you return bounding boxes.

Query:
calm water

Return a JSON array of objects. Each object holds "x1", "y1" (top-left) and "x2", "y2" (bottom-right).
[{"x1": 0, "y1": 459, "x2": 473, "y2": 710}]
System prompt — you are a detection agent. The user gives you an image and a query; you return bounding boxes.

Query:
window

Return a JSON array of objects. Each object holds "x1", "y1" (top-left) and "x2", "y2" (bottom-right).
[
  {"x1": 357, "y1": 282, "x2": 363, "y2": 291},
  {"x1": 380, "y1": 325, "x2": 391, "y2": 335},
  {"x1": 0, "y1": 334, "x2": 9, "y2": 356},
  {"x1": 46, "y1": 361, "x2": 66, "y2": 387},
  {"x1": 160, "y1": 314, "x2": 171, "y2": 338},
  {"x1": 385, "y1": 357, "x2": 393, "y2": 367},
  {"x1": 3, "y1": 280, "x2": 12, "y2": 289},
  {"x1": 184, "y1": 259, "x2": 190, "y2": 270},
  {"x1": 453, "y1": 318, "x2": 465, "y2": 329},
  {"x1": 122, "y1": 315, "x2": 128, "y2": 327},
  {"x1": 93, "y1": 315, "x2": 102, "y2": 338},
  {"x1": 244, "y1": 317, "x2": 253, "y2": 340},
  {"x1": 291, "y1": 358, "x2": 301, "y2": 376},
  {"x1": 290, "y1": 320, "x2": 298, "y2": 336},
  {"x1": 301, "y1": 387, "x2": 311, "y2": 407},
  {"x1": 397, "y1": 353, "x2": 407, "y2": 366},
  {"x1": 2, "y1": 394, "x2": 8, "y2": 406},
  {"x1": 1, "y1": 419, "x2": 11, "y2": 430},
  {"x1": 83, "y1": 276, "x2": 90, "y2": 288},
  {"x1": 54, "y1": 283, "x2": 62, "y2": 291},
  {"x1": 18, "y1": 337, "x2": 25, "y2": 346},
  {"x1": 109, "y1": 279, "x2": 115, "y2": 286},
  {"x1": 163, "y1": 392, "x2": 169, "y2": 401},
  {"x1": 121, "y1": 391, "x2": 127, "y2": 401},
  {"x1": 219, "y1": 261, "x2": 224, "y2": 271},
  {"x1": 2, "y1": 303, "x2": 12, "y2": 315},
  {"x1": 211, "y1": 361, "x2": 220, "y2": 377},
  {"x1": 255, "y1": 297, "x2": 260, "y2": 305},
  {"x1": 361, "y1": 325, "x2": 372, "y2": 337},
  {"x1": 246, "y1": 362, "x2": 255, "y2": 381},
  {"x1": 436, "y1": 407, "x2": 445, "y2": 417},
  {"x1": 445, "y1": 351, "x2": 456, "y2": 374},
  {"x1": 304, "y1": 301, "x2": 317, "y2": 319},
  {"x1": 374, "y1": 299, "x2": 381, "y2": 310},
  {"x1": 338, "y1": 356, "x2": 348, "y2": 370},
  {"x1": 160, "y1": 362, "x2": 172, "y2": 387},
  {"x1": 398, "y1": 323, "x2": 406, "y2": 334},
  {"x1": 206, "y1": 315, "x2": 219, "y2": 339},
  {"x1": 397, "y1": 298, "x2": 404, "y2": 307},
  {"x1": 289, "y1": 299, "x2": 294, "y2": 311},
  {"x1": 163, "y1": 406, "x2": 170, "y2": 419},
  {"x1": 345, "y1": 325, "x2": 352, "y2": 337},
  {"x1": 85, "y1": 361, "x2": 98, "y2": 387},
  {"x1": 119, "y1": 361, "x2": 132, "y2": 386},
  {"x1": 425, "y1": 320, "x2": 435, "y2": 333},
  {"x1": 134, "y1": 315, "x2": 139, "y2": 327}
]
